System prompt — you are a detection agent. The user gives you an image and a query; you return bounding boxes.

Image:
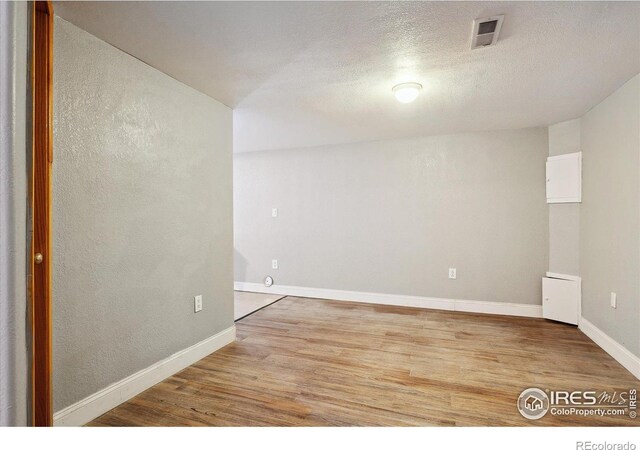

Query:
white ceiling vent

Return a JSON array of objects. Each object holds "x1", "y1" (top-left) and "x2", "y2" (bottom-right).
[{"x1": 471, "y1": 15, "x2": 504, "y2": 49}]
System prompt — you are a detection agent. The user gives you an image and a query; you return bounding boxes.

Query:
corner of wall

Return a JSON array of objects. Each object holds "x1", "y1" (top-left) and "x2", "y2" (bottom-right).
[{"x1": 547, "y1": 119, "x2": 581, "y2": 277}]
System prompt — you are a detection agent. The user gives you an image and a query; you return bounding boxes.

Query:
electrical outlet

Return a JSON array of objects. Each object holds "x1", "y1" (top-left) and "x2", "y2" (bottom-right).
[
  {"x1": 272, "y1": 208, "x2": 278, "y2": 217},
  {"x1": 610, "y1": 292, "x2": 617, "y2": 309},
  {"x1": 272, "y1": 259, "x2": 279, "y2": 270},
  {"x1": 448, "y1": 268, "x2": 457, "y2": 279},
  {"x1": 194, "y1": 295, "x2": 203, "y2": 313}
]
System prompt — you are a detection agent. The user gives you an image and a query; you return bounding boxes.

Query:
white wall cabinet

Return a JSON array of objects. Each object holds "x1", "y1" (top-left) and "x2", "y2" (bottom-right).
[
  {"x1": 546, "y1": 152, "x2": 582, "y2": 203},
  {"x1": 542, "y1": 273, "x2": 580, "y2": 325}
]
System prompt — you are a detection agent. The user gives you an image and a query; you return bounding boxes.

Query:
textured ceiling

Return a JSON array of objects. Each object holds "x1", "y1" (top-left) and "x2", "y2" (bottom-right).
[{"x1": 55, "y1": 1, "x2": 640, "y2": 153}]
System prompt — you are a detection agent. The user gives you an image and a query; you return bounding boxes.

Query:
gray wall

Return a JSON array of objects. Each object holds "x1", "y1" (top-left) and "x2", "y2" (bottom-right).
[
  {"x1": 234, "y1": 128, "x2": 549, "y2": 305},
  {"x1": 53, "y1": 18, "x2": 234, "y2": 411},
  {"x1": 580, "y1": 74, "x2": 640, "y2": 357},
  {"x1": 548, "y1": 119, "x2": 581, "y2": 276},
  {"x1": 0, "y1": 0, "x2": 29, "y2": 426}
]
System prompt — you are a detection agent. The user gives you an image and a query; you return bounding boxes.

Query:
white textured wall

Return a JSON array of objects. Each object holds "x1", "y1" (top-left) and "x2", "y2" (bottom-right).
[
  {"x1": 580, "y1": 74, "x2": 640, "y2": 356},
  {"x1": 0, "y1": 0, "x2": 29, "y2": 426},
  {"x1": 53, "y1": 17, "x2": 234, "y2": 411},
  {"x1": 235, "y1": 128, "x2": 548, "y2": 305}
]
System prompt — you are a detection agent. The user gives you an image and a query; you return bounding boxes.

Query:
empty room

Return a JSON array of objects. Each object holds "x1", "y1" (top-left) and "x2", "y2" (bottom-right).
[{"x1": 1, "y1": 0, "x2": 640, "y2": 446}]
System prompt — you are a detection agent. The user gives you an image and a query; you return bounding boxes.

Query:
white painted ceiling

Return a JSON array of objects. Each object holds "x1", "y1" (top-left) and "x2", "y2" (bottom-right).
[{"x1": 55, "y1": 1, "x2": 640, "y2": 153}]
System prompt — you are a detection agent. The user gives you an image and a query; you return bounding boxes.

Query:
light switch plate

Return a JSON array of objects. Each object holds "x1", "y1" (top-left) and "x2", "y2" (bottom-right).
[
  {"x1": 272, "y1": 208, "x2": 278, "y2": 217},
  {"x1": 610, "y1": 292, "x2": 617, "y2": 309},
  {"x1": 194, "y1": 295, "x2": 203, "y2": 313}
]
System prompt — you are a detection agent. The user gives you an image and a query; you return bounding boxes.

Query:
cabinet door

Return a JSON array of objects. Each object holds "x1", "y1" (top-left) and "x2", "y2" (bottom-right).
[
  {"x1": 542, "y1": 277, "x2": 578, "y2": 325},
  {"x1": 546, "y1": 152, "x2": 581, "y2": 203}
]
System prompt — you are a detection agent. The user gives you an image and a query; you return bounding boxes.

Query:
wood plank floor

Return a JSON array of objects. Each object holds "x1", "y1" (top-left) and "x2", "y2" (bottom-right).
[{"x1": 90, "y1": 296, "x2": 639, "y2": 426}]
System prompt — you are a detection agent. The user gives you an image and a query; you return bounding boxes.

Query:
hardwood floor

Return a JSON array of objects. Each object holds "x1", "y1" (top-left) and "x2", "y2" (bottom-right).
[{"x1": 90, "y1": 296, "x2": 639, "y2": 426}]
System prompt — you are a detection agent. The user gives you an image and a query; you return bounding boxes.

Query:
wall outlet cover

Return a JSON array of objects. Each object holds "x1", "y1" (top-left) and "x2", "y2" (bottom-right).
[
  {"x1": 194, "y1": 295, "x2": 203, "y2": 313},
  {"x1": 449, "y1": 268, "x2": 457, "y2": 279},
  {"x1": 272, "y1": 259, "x2": 278, "y2": 270}
]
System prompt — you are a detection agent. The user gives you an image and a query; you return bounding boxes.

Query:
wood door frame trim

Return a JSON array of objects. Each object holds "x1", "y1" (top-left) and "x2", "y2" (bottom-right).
[{"x1": 31, "y1": 0, "x2": 53, "y2": 427}]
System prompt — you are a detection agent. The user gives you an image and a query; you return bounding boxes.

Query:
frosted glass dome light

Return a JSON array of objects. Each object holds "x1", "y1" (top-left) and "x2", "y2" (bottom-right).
[{"x1": 392, "y1": 82, "x2": 422, "y2": 103}]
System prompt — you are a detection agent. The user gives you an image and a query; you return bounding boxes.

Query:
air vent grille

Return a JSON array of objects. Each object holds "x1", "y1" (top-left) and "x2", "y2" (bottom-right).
[
  {"x1": 478, "y1": 20, "x2": 498, "y2": 35},
  {"x1": 471, "y1": 15, "x2": 504, "y2": 49}
]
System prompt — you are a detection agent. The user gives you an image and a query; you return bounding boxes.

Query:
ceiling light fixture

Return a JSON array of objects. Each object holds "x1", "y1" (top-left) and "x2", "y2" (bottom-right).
[{"x1": 392, "y1": 82, "x2": 422, "y2": 103}]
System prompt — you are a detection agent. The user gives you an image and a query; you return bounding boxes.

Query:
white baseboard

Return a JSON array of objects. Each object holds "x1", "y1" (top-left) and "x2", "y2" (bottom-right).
[
  {"x1": 579, "y1": 317, "x2": 640, "y2": 380},
  {"x1": 53, "y1": 325, "x2": 236, "y2": 426},
  {"x1": 234, "y1": 282, "x2": 542, "y2": 318}
]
